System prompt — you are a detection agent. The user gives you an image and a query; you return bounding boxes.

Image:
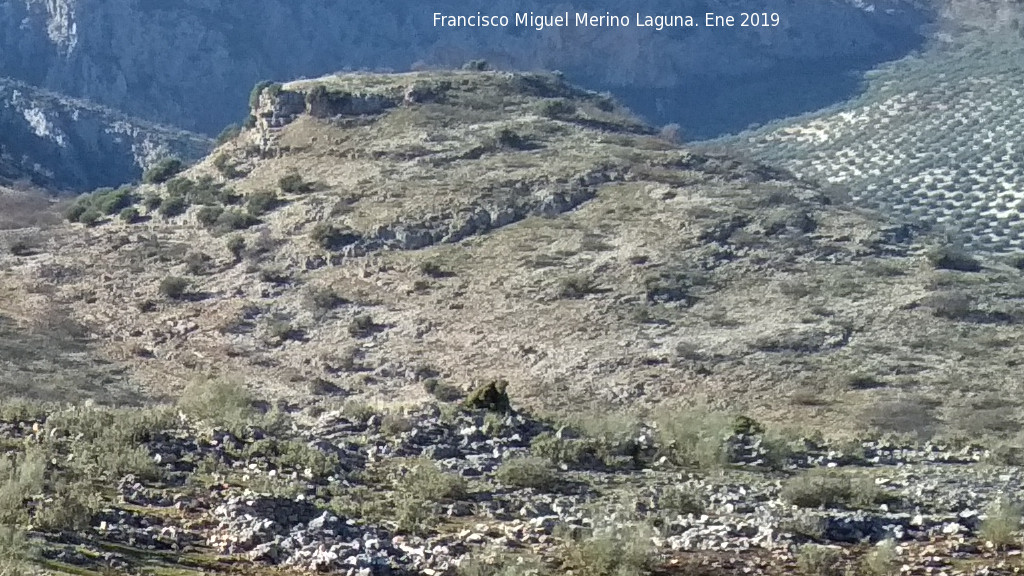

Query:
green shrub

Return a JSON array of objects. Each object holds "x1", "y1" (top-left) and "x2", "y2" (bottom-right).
[
  {"x1": 159, "y1": 275, "x2": 190, "y2": 299},
  {"x1": 64, "y1": 199, "x2": 89, "y2": 222},
  {"x1": 495, "y1": 456, "x2": 557, "y2": 490},
  {"x1": 279, "y1": 174, "x2": 312, "y2": 194},
  {"x1": 980, "y1": 496, "x2": 1022, "y2": 550},
  {"x1": 183, "y1": 251, "x2": 213, "y2": 275},
  {"x1": 310, "y1": 222, "x2": 358, "y2": 250},
  {"x1": 795, "y1": 544, "x2": 843, "y2": 576},
  {"x1": 654, "y1": 407, "x2": 732, "y2": 470},
  {"x1": 143, "y1": 158, "x2": 184, "y2": 184},
  {"x1": 0, "y1": 526, "x2": 34, "y2": 573},
  {"x1": 560, "y1": 523, "x2": 655, "y2": 576},
  {"x1": 402, "y1": 458, "x2": 467, "y2": 502},
  {"x1": 119, "y1": 207, "x2": 140, "y2": 223},
  {"x1": 215, "y1": 208, "x2": 259, "y2": 232},
  {"x1": 464, "y1": 380, "x2": 511, "y2": 413},
  {"x1": 423, "y1": 379, "x2": 463, "y2": 402},
  {"x1": 258, "y1": 266, "x2": 291, "y2": 285},
  {"x1": 94, "y1": 186, "x2": 136, "y2": 215},
  {"x1": 860, "y1": 539, "x2": 898, "y2": 576},
  {"x1": 196, "y1": 205, "x2": 224, "y2": 227},
  {"x1": 246, "y1": 189, "x2": 280, "y2": 216},
  {"x1": 530, "y1": 432, "x2": 601, "y2": 467},
  {"x1": 0, "y1": 449, "x2": 46, "y2": 525},
  {"x1": 78, "y1": 208, "x2": 103, "y2": 227},
  {"x1": 538, "y1": 98, "x2": 576, "y2": 118},
  {"x1": 781, "y1": 469, "x2": 890, "y2": 510},
  {"x1": 348, "y1": 314, "x2": 377, "y2": 338},
  {"x1": 303, "y1": 286, "x2": 348, "y2": 317},
  {"x1": 659, "y1": 485, "x2": 705, "y2": 516},
  {"x1": 142, "y1": 192, "x2": 162, "y2": 211},
  {"x1": 249, "y1": 81, "x2": 282, "y2": 109},
  {"x1": 32, "y1": 482, "x2": 100, "y2": 532},
  {"x1": 213, "y1": 153, "x2": 243, "y2": 179},
  {"x1": 226, "y1": 235, "x2": 246, "y2": 260},
  {"x1": 419, "y1": 261, "x2": 453, "y2": 278},
  {"x1": 158, "y1": 195, "x2": 187, "y2": 218},
  {"x1": 215, "y1": 123, "x2": 242, "y2": 146},
  {"x1": 927, "y1": 245, "x2": 981, "y2": 272},
  {"x1": 176, "y1": 378, "x2": 256, "y2": 428}
]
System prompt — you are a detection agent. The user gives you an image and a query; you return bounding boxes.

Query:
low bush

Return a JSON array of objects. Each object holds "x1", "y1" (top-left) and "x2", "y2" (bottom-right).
[
  {"x1": 654, "y1": 407, "x2": 732, "y2": 470},
  {"x1": 159, "y1": 275, "x2": 190, "y2": 299},
  {"x1": 795, "y1": 544, "x2": 843, "y2": 576},
  {"x1": 196, "y1": 205, "x2": 224, "y2": 227},
  {"x1": 119, "y1": 207, "x2": 140, "y2": 223},
  {"x1": 310, "y1": 222, "x2": 359, "y2": 250},
  {"x1": 926, "y1": 245, "x2": 981, "y2": 272},
  {"x1": 495, "y1": 456, "x2": 557, "y2": 491},
  {"x1": 215, "y1": 123, "x2": 242, "y2": 146},
  {"x1": 246, "y1": 189, "x2": 281, "y2": 216},
  {"x1": 402, "y1": 458, "x2": 467, "y2": 502},
  {"x1": 781, "y1": 469, "x2": 890, "y2": 510},
  {"x1": 158, "y1": 195, "x2": 188, "y2": 218},
  {"x1": 143, "y1": 158, "x2": 184, "y2": 184},
  {"x1": 176, "y1": 377, "x2": 256, "y2": 429},
  {"x1": 279, "y1": 174, "x2": 312, "y2": 194},
  {"x1": 559, "y1": 523, "x2": 655, "y2": 576},
  {"x1": 214, "y1": 208, "x2": 259, "y2": 232},
  {"x1": 980, "y1": 496, "x2": 1022, "y2": 550},
  {"x1": 348, "y1": 314, "x2": 377, "y2": 338}
]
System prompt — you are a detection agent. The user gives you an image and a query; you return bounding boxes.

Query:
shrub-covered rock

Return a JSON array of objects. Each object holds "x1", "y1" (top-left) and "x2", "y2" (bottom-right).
[{"x1": 464, "y1": 379, "x2": 511, "y2": 413}]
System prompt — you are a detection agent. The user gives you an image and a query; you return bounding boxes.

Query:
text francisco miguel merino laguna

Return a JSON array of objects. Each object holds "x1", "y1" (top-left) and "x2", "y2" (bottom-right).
[{"x1": 433, "y1": 11, "x2": 781, "y2": 31}]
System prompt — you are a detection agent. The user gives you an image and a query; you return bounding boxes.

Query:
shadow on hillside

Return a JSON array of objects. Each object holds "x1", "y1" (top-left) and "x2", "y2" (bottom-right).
[{"x1": 0, "y1": 312, "x2": 144, "y2": 407}]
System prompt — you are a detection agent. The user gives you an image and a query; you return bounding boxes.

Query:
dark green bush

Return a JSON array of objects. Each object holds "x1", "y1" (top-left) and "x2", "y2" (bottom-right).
[
  {"x1": 249, "y1": 81, "x2": 282, "y2": 109},
  {"x1": 213, "y1": 154, "x2": 243, "y2": 179},
  {"x1": 246, "y1": 190, "x2": 281, "y2": 216},
  {"x1": 539, "y1": 99, "x2": 576, "y2": 118},
  {"x1": 310, "y1": 222, "x2": 359, "y2": 250},
  {"x1": 142, "y1": 193, "x2": 162, "y2": 211},
  {"x1": 119, "y1": 207, "x2": 140, "y2": 223},
  {"x1": 196, "y1": 205, "x2": 224, "y2": 227},
  {"x1": 78, "y1": 209, "x2": 102, "y2": 227},
  {"x1": 143, "y1": 158, "x2": 184, "y2": 184},
  {"x1": 64, "y1": 200, "x2": 89, "y2": 222},
  {"x1": 927, "y1": 245, "x2": 981, "y2": 272},
  {"x1": 158, "y1": 195, "x2": 187, "y2": 218},
  {"x1": 226, "y1": 235, "x2": 246, "y2": 260},
  {"x1": 279, "y1": 174, "x2": 312, "y2": 194},
  {"x1": 95, "y1": 187, "x2": 136, "y2": 215},
  {"x1": 215, "y1": 209, "x2": 259, "y2": 232},
  {"x1": 159, "y1": 276, "x2": 190, "y2": 299},
  {"x1": 495, "y1": 456, "x2": 557, "y2": 490},
  {"x1": 348, "y1": 314, "x2": 377, "y2": 338},
  {"x1": 215, "y1": 123, "x2": 242, "y2": 146}
]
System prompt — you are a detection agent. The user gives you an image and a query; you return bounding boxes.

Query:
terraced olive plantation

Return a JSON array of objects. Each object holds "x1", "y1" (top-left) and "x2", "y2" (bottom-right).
[{"x1": 723, "y1": 37, "x2": 1024, "y2": 253}]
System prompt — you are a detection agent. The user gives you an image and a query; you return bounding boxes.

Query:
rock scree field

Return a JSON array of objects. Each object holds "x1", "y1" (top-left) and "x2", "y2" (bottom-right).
[{"x1": 2, "y1": 68, "x2": 1024, "y2": 574}]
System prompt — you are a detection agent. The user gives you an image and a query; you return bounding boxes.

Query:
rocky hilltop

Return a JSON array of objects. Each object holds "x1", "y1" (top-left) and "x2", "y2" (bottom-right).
[
  {"x1": 0, "y1": 77, "x2": 211, "y2": 191},
  {"x1": 2, "y1": 70, "x2": 1024, "y2": 574},
  {"x1": 0, "y1": 0, "x2": 929, "y2": 137}
]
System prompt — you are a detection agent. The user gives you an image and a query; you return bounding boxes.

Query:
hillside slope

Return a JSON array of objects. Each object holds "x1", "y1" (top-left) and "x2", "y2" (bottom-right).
[
  {"x1": 3, "y1": 69, "x2": 1024, "y2": 576},
  {"x1": 2, "y1": 69, "x2": 1023, "y2": 440}
]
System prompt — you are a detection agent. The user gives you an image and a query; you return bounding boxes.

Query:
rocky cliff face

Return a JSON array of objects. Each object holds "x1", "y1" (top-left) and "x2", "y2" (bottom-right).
[
  {"x1": 0, "y1": 77, "x2": 210, "y2": 192},
  {"x1": 0, "y1": 0, "x2": 931, "y2": 138}
]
